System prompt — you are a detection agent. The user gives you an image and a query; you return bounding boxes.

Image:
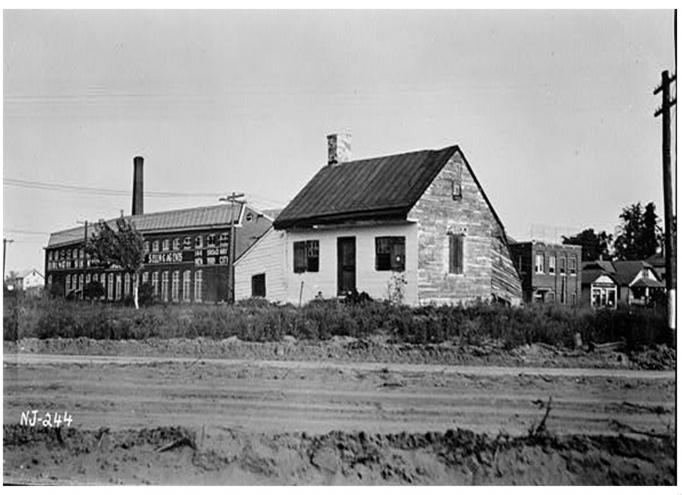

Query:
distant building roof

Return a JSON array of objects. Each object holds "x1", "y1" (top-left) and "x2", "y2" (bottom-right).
[
  {"x1": 582, "y1": 259, "x2": 659, "y2": 286},
  {"x1": 272, "y1": 145, "x2": 507, "y2": 235},
  {"x1": 610, "y1": 260, "x2": 657, "y2": 286},
  {"x1": 47, "y1": 203, "x2": 244, "y2": 248},
  {"x1": 581, "y1": 270, "x2": 618, "y2": 286},
  {"x1": 17, "y1": 268, "x2": 44, "y2": 279}
]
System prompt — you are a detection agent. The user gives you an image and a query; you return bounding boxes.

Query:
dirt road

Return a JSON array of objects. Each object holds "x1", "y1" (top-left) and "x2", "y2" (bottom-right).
[{"x1": 4, "y1": 353, "x2": 675, "y2": 437}]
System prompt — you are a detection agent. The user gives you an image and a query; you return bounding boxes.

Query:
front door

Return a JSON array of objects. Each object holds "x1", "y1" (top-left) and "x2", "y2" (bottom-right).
[{"x1": 337, "y1": 237, "x2": 356, "y2": 296}]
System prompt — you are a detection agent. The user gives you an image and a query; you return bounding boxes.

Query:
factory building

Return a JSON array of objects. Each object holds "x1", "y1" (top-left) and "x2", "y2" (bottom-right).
[{"x1": 44, "y1": 157, "x2": 272, "y2": 303}]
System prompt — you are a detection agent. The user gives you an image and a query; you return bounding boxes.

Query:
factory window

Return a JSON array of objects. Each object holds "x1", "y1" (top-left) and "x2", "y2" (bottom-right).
[
  {"x1": 195, "y1": 236, "x2": 203, "y2": 249},
  {"x1": 142, "y1": 272, "x2": 149, "y2": 285},
  {"x1": 143, "y1": 241, "x2": 150, "y2": 253},
  {"x1": 151, "y1": 272, "x2": 159, "y2": 296},
  {"x1": 559, "y1": 257, "x2": 566, "y2": 275},
  {"x1": 72, "y1": 248, "x2": 77, "y2": 259},
  {"x1": 152, "y1": 240, "x2": 159, "y2": 252},
  {"x1": 116, "y1": 274, "x2": 122, "y2": 300},
  {"x1": 194, "y1": 270, "x2": 203, "y2": 302},
  {"x1": 108, "y1": 273, "x2": 114, "y2": 300},
  {"x1": 78, "y1": 274, "x2": 84, "y2": 295},
  {"x1": 183, "y1": 237, "x2": 192, "y2": 250},
  {"x1": 171, "y1": 271, "x2": 180, "y2": 302},
  {"x1": 252, "y1": 273, "x2": 266, "y2": 298},
  {"x1": 206, "y1": 234, "x2": 216, "y2": 247},
  {"x1": 548, "y1": 255, "x2": 556, "y2": 274},
  {"x1": 375, "y1": 237, "x2": 405, "y2": 271},
  {"x1": 85, "y1": 273, "x2": 91, "y2": 285},
  {"x1": 79, "y1": 248, "x2": 84, "y2": 259},
  {"x1": 172, "y1": 238, "x2": 180, "y2": 251},
  {"x1": 48, "y1": 251, "x2": 53, "y2": 261},
  {"x1": 293, "y1": 240, "x2": 319, "y2": 273},
  {"x1": 162, "y1": 239, "x2": 170, "y2": 251},
  {"x1": 66, "y1": 274, "x2": 71, "y2": 293},
  {"x1": 183, "y1": 270, "x2": 191, "y2": 302},
  {"x1": 161, "y1": 272, "x2": 169, "y2": 302},
  {"x1": 534, "y1": 253, "x2": 545, "y2": 274},
  {"x1": 47, "y1": 275, "x2": 52, "y2": 287},
  {"x1": 569, "y1": 258, "x2": 577, "y2": 276},
  {"x1": 124, "y1": 273, "x2": 131, "y2": 297},
  {"x1": 219, "y1": 232, "x2": 229, "y2": 246}
]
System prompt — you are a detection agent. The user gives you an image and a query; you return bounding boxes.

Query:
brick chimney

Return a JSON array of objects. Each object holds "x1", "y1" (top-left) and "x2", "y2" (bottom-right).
[
  {"x1": 132, "y1": 156, "x2": 144, "y2": 216},
  {"x1": 327, "y1": 132, "x2": 351, "y2": 166}
]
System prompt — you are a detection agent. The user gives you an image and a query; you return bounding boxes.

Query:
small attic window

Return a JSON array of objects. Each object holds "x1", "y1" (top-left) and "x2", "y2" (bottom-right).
[
  {"x1": 245, "y1": 212, "x2": 253, "y2": 222},
  {"x1": 452, "y1": 179, "x2": 462, "y2": 200}
]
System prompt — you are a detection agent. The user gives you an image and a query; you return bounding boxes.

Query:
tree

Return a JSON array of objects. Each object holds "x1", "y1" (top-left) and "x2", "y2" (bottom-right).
[
  {"x1": 562, "y1": 228, "x2": 612, "y2": 261},
  {"x1": 86, "y1": 216, "x2": 145, "y2": 309},
  {"x1": 613, "y1": 202, "x2": 661, "y2": 260},
  {"x1": 83, "y1": 280, "x2": 104, "y2": 301}
]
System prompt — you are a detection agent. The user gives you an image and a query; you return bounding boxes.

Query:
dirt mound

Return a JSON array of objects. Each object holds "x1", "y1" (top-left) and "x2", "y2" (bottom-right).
[
  {"x1": 4, "y1": 425, "x2": 675, "y2": 485},
  {"x1": 6, "y1": 337, "x2": 675, "y2": 370}
]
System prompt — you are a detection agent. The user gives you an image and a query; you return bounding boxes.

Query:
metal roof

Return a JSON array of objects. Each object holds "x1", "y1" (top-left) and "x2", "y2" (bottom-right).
[
  {"x1": 273, "y1": 146, "x2": 459, "y2": 229},
  {"x1": 47, "y1": 203, "x2": 243, "y2": 248}
]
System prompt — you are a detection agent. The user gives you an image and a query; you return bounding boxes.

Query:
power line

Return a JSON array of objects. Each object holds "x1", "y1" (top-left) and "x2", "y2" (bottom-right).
[{"x1": 4, "y1": 177, "x2": 288, "y2": 205}]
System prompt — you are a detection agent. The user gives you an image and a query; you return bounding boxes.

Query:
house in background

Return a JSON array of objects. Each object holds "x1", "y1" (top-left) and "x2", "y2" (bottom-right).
[
  {"x1": 508, "y1": 241, "x2": 582, "y2": 305},
  {"x1": 235, "y1": 133, "x2": 522, "y2": 306},
  {"x1": 581, "y1": 259, "x2": 665, "y2": 307},
  {"x1": 581, "y1": 267, "x2": 619, "y2": 308},
  {"x1": 5, "y1": 268, "x2": 45, "y2": 296},
  {"x1": 645, "y1": 252, "x2": 666, "y2": 285}
]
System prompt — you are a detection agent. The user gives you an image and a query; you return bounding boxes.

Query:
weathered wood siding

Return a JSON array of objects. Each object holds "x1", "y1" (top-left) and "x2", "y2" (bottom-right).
[
  {"x1": 234, "y1": 227, "x2": 288, "y2": 302},
  {"x1": 408, "y1": 150, "x2": 521, "y2": 305}
]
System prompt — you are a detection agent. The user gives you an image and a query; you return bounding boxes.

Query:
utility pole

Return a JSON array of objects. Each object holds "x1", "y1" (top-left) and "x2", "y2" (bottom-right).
[
  {"x1": 3, "y1": 238, "x2": 14, "y2": 283},
  {"x1": 654, "y1": 69, "x2": 677, "y2": 332},
  {"x1": 219, "y1": 192, "x2": 245, "y2": 304}
]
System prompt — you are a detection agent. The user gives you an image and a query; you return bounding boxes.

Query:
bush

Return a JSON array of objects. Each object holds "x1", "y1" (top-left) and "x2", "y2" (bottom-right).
[{"x1": 3, "y1": 296, "x2": 671, "y2": 351}]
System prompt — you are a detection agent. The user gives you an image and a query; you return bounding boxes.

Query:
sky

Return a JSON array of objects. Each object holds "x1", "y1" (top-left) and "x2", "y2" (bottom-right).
[{"x1": 3, "y1": 9, "x2": 677, "y2": 274}]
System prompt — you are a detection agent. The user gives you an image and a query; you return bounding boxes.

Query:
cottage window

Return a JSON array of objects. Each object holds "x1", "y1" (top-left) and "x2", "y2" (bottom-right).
[
  {"x1": 448, "y1": 234, "x2": 464, "y2": 274},
  {"x1": 172, "y1": 238, "x2": 180, "y2": 251},
  {"x1": 293, "y1": 240, "x2": 319, "y2": 273},
  {"x1": 252, "y1": 273, "x2": 266, "y2": 298},
  {"x1": 451, "y1": 179, "x2": 462, "y2": 200},
  {"x1": 569, "y1": 258, "x2": 577, "y2": 276},
  {"x1": 194, "y1": 270, "x2": 203, "y2": 302},
  {"x1": 548, "y1": 255, "x2": 556, "y2": 274},
  {"x1": 375, "y1": 237, "x2": 405, "y2": 271},
  {"x1": 183, "y1": 237, "x2": 192, "y2": 250},
  {"x1": 183, "y1": 270, "x2": 191, "y2": 302},
  {"x1": 559, "y1": 257, "x2": 566, "y2": 275},
  {"x1": 534, "y1": 253, "x2": 545, "y2": 274}
]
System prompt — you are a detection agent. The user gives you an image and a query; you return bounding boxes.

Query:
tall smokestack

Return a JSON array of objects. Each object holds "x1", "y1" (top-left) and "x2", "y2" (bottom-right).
[{"x1": 132, "y1": 156, "x2": 144, "y2": 216}]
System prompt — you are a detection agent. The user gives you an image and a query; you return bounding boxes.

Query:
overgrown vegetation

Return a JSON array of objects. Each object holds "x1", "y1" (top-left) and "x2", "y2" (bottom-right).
[{"x1": 3, "y1": 295, "x2": 671, "y2": 351}]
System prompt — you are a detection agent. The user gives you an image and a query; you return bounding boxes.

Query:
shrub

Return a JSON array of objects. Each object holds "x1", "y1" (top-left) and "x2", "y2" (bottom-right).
[{"x1": 3, "y1": 296, "x2": 671, "y2": 351}]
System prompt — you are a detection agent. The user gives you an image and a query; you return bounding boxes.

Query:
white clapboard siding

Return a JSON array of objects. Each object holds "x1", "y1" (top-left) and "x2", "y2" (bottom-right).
[{"x1": 234, "y1": 227, "x2": 287, "y2": 302}]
